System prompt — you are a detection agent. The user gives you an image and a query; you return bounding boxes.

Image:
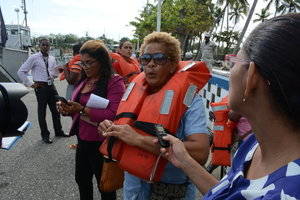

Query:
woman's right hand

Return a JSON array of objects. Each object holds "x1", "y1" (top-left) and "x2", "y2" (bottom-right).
[
  {"x1": 98, "y1": 120, "x2": 114, "y2": 135},
  {"x1": 159, "y1": 134, "x2": 193, "y2": 169}
]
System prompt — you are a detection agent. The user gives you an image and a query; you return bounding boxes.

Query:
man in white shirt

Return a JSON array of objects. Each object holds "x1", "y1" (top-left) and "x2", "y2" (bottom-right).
[{"x1": 18, "y1": 38, "x2": 67, "y2": 144}]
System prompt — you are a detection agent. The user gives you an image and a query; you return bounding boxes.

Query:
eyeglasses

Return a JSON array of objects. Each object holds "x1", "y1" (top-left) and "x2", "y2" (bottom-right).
[
  {"x1": 228, "y1": 56, "x2": 251, "y2": 69},
  {"x1": 123, "y1": 46, "x2": 133, "y2": 50},
  {"x1": 81, "y1": 60, "x2": 97, "y2": 68},
  {"x1": 139, "y1": 53, "x2": 170, "y2": 66}
]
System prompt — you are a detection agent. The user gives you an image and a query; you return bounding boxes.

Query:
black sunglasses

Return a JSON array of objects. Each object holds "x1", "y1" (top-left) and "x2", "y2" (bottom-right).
[{"x1": 139, "y1": 53, "x2": 169, "y2": 66}]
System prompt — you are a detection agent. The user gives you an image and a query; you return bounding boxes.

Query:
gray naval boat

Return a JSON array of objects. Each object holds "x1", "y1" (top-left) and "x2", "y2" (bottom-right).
[{"x1": 0, "y1": 4, "x2": 31, "y2": 83}]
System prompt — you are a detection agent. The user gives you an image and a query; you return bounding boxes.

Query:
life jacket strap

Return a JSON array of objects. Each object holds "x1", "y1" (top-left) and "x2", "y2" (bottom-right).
[
  {"x1": 133, "y1": 121, "x2": 172, "y2": 136},
  {"x1": 211, "y1": 146, "x2": 231, "y2": 152},
  {"x1": 115, "y1": 112, "x2": 137, "y2": 120},
  {"x1": 107, "y1": 136, "x2": 117, "y2": 161}
]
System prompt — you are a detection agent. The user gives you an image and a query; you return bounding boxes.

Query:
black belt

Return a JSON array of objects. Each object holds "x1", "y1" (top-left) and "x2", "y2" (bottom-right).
[{"x1": 34, "y1": 81, "x2": 52, "y2": 87}]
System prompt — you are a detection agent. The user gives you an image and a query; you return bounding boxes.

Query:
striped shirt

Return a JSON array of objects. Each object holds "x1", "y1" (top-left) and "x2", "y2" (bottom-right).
[
  {"x1": 18, "y1": 52, "x2": 59, "y2": 87},
  {"x1": 203, "y1": 134, "x2": 300, "y2": 199}
]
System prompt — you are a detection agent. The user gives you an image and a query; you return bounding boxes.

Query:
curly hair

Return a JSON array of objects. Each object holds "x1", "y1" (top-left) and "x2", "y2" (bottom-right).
[
  {"x1": 80, "y1": 40, "x2": 113, "y2": 98},
  {"x1": 140, "y1": 32, "x2": 181, "y2": 64}
]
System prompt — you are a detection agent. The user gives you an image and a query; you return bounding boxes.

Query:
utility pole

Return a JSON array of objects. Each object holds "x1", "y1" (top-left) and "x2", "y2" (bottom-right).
[
  {"x1": 156, "y1": 0, "x2": 163, "y2": 32},
  {"x1": 21, "y1": 0, "x2": 28, "y2": 27},
  {"x1": 15, "y1": 8, "x2": 22, "y2": 49}
]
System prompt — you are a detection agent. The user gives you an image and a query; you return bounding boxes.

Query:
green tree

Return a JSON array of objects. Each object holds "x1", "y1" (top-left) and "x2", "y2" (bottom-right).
[
  {"x1": 215, "y1": 0, "x2": 248, "y2": 33},
  {"x1": 265, "y1": 0, "x2": 281, "y2": 16},
  {"x1": 213, "y1": 30, "x2": 239, "y2": 55},
  {"x1": 253, "y1": 8, "x2": 271, "y2": 23},
  {"x1": 229, "y1": 3, "x2": 247, "y2": 29},
  {"x1": 278, "y1": 0, "x2": 300, "y2": 13},
  {"x1": 130, "y1": 0, "x2": 214, "y2": 55}
]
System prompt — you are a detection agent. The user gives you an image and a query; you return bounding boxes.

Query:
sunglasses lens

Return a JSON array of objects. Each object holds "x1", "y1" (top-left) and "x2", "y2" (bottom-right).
[
  {"x1": 139, "y1": 54, "x2": 152, "y2": 65},
  {"x1": 153, "y1": 53, "x2": 167, "y2": 65},
  {"x1": 139, "y1": 53, "x2": 168, "y2": 66}
]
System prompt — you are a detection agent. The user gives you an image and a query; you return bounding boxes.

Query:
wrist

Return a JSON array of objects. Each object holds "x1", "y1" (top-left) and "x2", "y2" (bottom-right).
[
  {"x1": 79, "y1": 105, "x2": 86, "y2": 115},
  {"x1": 180, "y1": 154, "x2": 195, "y2": 170}
]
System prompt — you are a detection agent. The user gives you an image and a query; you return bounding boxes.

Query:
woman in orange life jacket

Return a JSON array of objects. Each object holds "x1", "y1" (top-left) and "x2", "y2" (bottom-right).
[
  {"x1": 111, "y1": 40, "x2": 141, "y2": 85},
  {"x1": 98, "y1": 32, "x2": 210, "y2": 200},
  {"x1": 158, "y1": 13, "x2": 300, "y2": 199}
]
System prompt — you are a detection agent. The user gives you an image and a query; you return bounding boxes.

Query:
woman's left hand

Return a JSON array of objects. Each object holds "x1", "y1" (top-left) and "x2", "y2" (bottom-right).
[{"x1": 103, "y1": 124, "x2": 141, "y2": 146}]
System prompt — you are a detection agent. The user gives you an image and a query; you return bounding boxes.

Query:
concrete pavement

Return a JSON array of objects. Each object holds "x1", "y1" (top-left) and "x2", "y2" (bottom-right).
[{"x1": 0, "y1": 79, "x2": 216, "y2": 199}]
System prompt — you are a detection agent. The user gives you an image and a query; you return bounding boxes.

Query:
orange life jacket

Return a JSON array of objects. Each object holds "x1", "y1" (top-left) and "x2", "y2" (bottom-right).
[
  {"x1": 100, "y1": 61, "x2": 211, "y2": 182},
  {"x1": 110, "y1": 53, "x2": 141, "y2": 82},
  {"x1": 210, "y1": 96, "x2": 237, "y2": 166},
  {"x1": 59, "y1": 54, "x2": 82, "y2": 81}
]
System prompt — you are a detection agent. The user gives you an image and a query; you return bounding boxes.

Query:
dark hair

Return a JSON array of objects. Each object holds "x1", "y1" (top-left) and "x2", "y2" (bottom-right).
[
  {"x1": 119, "y1": 40, "x2": 131, "y2": 49},
  {"x1": 72, "y1": 43, "x2": 82, "y2": 55},
  {"x1": 80, "y1": 40, "x2": 113, "y2": 98},
  {"x1": 242, "y1": 13, "x2": 300, "y2": 129},
  {"x1": 39, "y1": 38, "x2": 49, "y2": 45}
]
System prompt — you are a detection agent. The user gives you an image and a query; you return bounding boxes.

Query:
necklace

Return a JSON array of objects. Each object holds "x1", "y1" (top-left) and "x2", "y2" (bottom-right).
[{"x1": 86, "y1": 79, "x2": 98, "y2": 87}]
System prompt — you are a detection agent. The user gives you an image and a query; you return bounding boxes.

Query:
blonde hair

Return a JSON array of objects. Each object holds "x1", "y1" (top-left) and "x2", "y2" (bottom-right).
[{"x1": 140, "y1": 32, "x2": 181, "y2": 63}]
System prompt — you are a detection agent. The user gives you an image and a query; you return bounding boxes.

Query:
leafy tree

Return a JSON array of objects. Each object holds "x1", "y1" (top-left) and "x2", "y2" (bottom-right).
[
  {"x1": 213, "y1": 30, "x2": 239, "y2": 55},
  {"x1": 130, "y1": 0, "x2": 214, "y2": 54},
  {"x1": 253, "y1": 8, "x2": 271, "y2": 23},
  {"x1": 229, "y1": 2, "x2": 247, "y2": 29},
  {"x1": 265, "y1": 0, "x2": 282, "y2": 16},
  {"x1": 278, "y1": 0, "x2": 300, "y2": 13}
]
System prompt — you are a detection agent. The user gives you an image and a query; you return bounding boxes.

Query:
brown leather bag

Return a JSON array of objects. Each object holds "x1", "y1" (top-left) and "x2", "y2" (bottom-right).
[{"x1": 99, "y1": 160, "x2": 124, "y2": 192}]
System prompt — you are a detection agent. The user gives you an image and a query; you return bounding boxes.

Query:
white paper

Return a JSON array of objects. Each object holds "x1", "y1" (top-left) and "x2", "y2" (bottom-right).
[
  {"x1": 18, "y1": 121, "x2": 31, "y2": 132},
  {"x1": 86, "y1": 94, "x2": 109, "y2": 109},
  {"x1": 1, "y1": 136, "x2": 21, "y2": 150},
  {"x1": 1, "y1": 121, "x2": 31, "y2": 150}
]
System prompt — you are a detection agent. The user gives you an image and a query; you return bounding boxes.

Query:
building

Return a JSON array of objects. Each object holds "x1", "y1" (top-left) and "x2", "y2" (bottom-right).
[{"x1": 5, "y1": 24, "x2": 31, "y2": 50}]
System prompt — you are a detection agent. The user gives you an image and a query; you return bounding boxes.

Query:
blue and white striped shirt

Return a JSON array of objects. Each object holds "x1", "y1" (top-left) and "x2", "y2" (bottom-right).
[{"x1": 204, "y1": 134, "x2": 300, "y2": 200}]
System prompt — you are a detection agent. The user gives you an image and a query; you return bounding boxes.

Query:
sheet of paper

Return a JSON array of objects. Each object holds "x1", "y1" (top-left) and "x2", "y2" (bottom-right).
[
  {"x1": 1, "y1": 136, "x2": 21, "y2": 150},
  {"x1": 1, "y1": 121, "x2": 31, "y2": 150},
  {"x1": 86, "y1": 94, "x2": 109, "y2": 109},
  {"x1": 18, "y1": 121, "x2": 31, "y2": 132}
]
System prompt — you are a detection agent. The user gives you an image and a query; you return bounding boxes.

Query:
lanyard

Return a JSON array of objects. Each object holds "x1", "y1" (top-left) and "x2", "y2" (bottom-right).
[{"x1": 43, "y1": 56, "x2": 50, "y2": 78}]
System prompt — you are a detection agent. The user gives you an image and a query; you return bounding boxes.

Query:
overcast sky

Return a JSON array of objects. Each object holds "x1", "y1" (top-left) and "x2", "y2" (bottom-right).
[
  {"x1": 1, "y1": 0, "x2": 269, "y2": 41},
  {"x1": 0, "y1": 0, "x2": 148, "y2": 41}
]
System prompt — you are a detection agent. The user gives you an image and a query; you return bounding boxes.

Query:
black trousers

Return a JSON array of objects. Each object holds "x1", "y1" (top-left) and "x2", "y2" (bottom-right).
[
  {"x1": 34, "y1": 84, "x2": 63, "y2": 139},
  {"x1": 75, "y1": 138, "x2": 116, "y2": 200}
]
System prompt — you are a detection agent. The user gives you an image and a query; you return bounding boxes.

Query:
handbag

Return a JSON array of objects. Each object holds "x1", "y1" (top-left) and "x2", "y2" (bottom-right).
[{"x1": 99, "y1": 159, "x2": 124, "y2": 192}]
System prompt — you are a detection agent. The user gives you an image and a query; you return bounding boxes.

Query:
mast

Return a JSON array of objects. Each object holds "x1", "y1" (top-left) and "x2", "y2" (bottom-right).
[{"x1": 21, "y1": 0, "x2": 28, "y2": 27}]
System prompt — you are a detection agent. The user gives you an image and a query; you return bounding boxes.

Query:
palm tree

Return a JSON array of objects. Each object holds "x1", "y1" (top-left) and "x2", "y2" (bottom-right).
[
  {"x1": 278, "y1": 0, "x2": 300, "y2": 13},
  {"x1": 234, "y1": 0, "x2": 258, "y2": 54},
  {"x1": 229, "y1": 3, "x2": 248, "y2": 30},
  {"x1": 212, "y1": 6, "x2": 224, "y2": 33},
  {"x1": 253, "y1": 8, "x2": 271, "y2": 23},
  {"x1": 265, "y1": 0, "x2": 281, "y2": 16},
  {"x1": 215, "y1": 0, "x2": 249, "y2": 34}
]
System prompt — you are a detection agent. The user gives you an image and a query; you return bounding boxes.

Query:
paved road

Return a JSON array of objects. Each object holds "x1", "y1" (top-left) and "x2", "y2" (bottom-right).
[
  {"x1": 0, "y1": 80, "x2": 124, "y2": 200},
  {"x1": 0, "y1": 79, "x2": 215, "y2": 199}
]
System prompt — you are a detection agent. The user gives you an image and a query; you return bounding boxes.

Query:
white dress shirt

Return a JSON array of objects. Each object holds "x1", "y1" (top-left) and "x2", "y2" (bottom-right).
[{"x1": 17, "y1": 52, "x2": 59, "y2": 87}]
